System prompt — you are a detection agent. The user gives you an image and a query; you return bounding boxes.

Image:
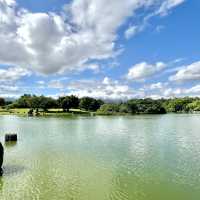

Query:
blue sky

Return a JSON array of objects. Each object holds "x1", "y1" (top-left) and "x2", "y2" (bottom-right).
[{"x1": 0, "y1": 0, "x2": 200, "y2": 100}]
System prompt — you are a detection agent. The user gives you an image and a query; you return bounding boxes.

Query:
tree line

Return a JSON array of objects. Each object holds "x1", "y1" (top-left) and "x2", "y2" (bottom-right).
[
  {"x1": 0, "y1": 95, "x2": 104, "y2": 112},
  {"x1": 1, "y1": 95, "x2": 200, "y2": 114}
]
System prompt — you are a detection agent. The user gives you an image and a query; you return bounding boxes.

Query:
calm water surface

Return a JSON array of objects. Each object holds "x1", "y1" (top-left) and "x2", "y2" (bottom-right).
[{"x1": 0, "y1": 114, "x2": 200, "y2": 200}]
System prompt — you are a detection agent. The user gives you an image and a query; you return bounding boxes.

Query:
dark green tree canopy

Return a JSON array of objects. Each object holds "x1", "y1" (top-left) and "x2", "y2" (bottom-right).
[
  {"x1": 0, "y1": 98, "x2": 5, "y2": 107},
  {"x1": 5, "y1": 94, "x2": 200, "y2": 114},
  {"x1": 59, "y1": 95, "x2": 79, "y2": 111},
  {"x1": 79, "y1": 97, "x2": 103, "y2": 111}
]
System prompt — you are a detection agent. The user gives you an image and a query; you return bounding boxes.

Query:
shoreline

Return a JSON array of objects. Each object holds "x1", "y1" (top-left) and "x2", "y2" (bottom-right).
[{"x1": 1, "y1": 108, "x2": 200, "y2": 118}]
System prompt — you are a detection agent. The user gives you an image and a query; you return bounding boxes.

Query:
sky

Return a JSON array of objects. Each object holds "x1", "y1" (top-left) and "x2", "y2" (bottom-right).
[{"x1": 0, "y1": 0, "x2": 200, "y2": 100}]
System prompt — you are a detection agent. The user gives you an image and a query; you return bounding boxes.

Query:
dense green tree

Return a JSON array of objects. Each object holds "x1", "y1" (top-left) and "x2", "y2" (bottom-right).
[
  {"x1": 79, "y1": 97, "x2": 103, "y2": 111},
  {"x1": 28, "y1": 95, "x2": 41, "y2": 109},
  {"x1": 39, "y1": 96, "x2": 57, "y2": 111},
  {"x1": 60, "y1": 96, "x2": 72, "y2": 112},
  {"x1": 14, "y1": 94, "x2": 32, "y2": 108},
  {"x1": 58, "y1": 97, "x2": 65, "y2": 108},
  {"x1": 163, "y1": 98, "x2": 192, "y2": 113},
  {"x1": 186, "y1": 100, "x2": 200, "y2": 112},
  {"x1": 124, "y1": 99, "x2": 167, "y2": 114},
  {"x1": 0, "y1": 98, "x2": 5, "y2": 107},
  {"x1": 98, "y1": 104, "x2": 120, "y2": 114},
  {"x1": 127, "y1": 100, "x2": 138, "y2": 114},
  {"x1": 5, "y1": 94, "x2": 200, "y2": 115},
  {"x1": 58, "y1": 95, "x2": 79, "y2": 112},
  {"x1": 119, "y1": 103, "x2": 130, "y2": 113},
  {"x1": 68, "y1": 95, "x2": 80, "y2": 109}
]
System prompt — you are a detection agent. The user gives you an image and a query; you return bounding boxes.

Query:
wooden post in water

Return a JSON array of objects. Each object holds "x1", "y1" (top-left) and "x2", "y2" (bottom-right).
[
  {"x1": 0, "y1": 142, "x2": 4, "y2": 175},
  {"x1": 5, "y1": 134, "x2": 17, "y2": 142}
]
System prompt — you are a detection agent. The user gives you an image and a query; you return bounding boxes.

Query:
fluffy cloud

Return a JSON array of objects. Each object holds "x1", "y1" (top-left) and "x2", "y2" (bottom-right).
[
  {"x1": 0, "y1": 83, "x2": 21, "y2": 98},
  {"x1": 124, "y1": 25, "x2": 140, "y2": 39},
  {"x1": 162, "y1": 85, "x2": 200, "y2": 98},
  {"x1": 126, "y1": 62, "x2": 166, "y2": 80},
  {"x1": 48, "y1": 80, "x2": 64, "y2": 89},
  {"x1": 66, "y1": 77, "x2": 143, "y2": 100},
  {"x1": 0, "y1": 0, "x2": 185, "y2": 75},
  {"x1": 185, "y1": 85, "x2": 200, "y2": 94},
  {"x1": 0, "y1": 0, "x2": 146, "y2": 74},
  {"x1": 0, "y1": 66, "x2": 31, "y2": 82},
  {"x1": 124, "y1": 0, "x2": 185, "y2": 39},
  {"x1": 148, "y1": 82, "x2": 168, "y2": 90},
  {"x1": 0, "y1": 66, "x2": 30, "y2": 97},
  {"x1": 169, "y1": 61, "x2": 200, "y2": 82},
  {"x1": 57, "y1": 78, "x2": 200, "y2": 100},
  {"x1": 157, "y1": 0, "x2": 185, "y2": 16},
  {"x1": 0, "y1": 85, "x2": 18, "y2": 92},
  {"x1": 143, "y1": 81, "x2": 200, "y2": 99}
]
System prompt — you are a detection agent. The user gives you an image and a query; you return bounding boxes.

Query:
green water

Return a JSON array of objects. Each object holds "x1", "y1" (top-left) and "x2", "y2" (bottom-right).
[{"x1": 0, "y1": 114, "x2": 200, "y2": 200}]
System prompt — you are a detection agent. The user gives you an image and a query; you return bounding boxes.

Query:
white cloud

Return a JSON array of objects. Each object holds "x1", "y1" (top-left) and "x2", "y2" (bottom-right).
[
  {"x1": 0, "y1": 83, "x2": 20, "y2": 98},
  {"x1": 157, "y1": 0, "x2": 185, "y2": 16},
  {"x1": 0, "y1": 0, "x2": 185, "y2": 75},
  {"x1": 0, "y1": 0, "x2": 146, "y2": 74},
  {"x1": 124, "y1": 0, "x2": 185, "y2": 39},
  {"x1": 48, "y1": 80, "x2": 64, "y2": 89},
  {"x1": 148, "y1": 82, "x2": 168, "y2": 90},
  {"x1": 63, "y1": 78, "x2": 200, "y2": 100},
  {"x1": 0, "y1": 85, "x2": 18, "y2": 92},
  {"x1": 162, "y1": 85, "x2": 200, "y2": 98},
  {"x1": 125, "y1": 25, "x2": 140, "y2": 39},
  {"x1": 186, "y1": 85, "x2": 200, "y2": 94},
  {"x1": 37, "y1": 80, "x2": 45, "y2": 85},
  {"x1": 0, "y1": 66, "x2": 31, "y2": 82},
  {"x1": 80, "y1": 63, "x2": 100, "y2": 73},
  {"x1": 170, "y1": 61, "x2": 200, "y2": 82},
  {"x1": 87, "y1": 64, "x2": 99, "y2": 72},
  {"x1": 0, "y1": 65, "x2": 31, "y2": 97},
  {"x1": 66, "y1": 77, "x2": 142, "y2": 100},
  {"x1": 141, "y1": 83, "x2": 200, "y2": 99},
  {"x1": 155, "y1": 25, "x2": 165, "y2": 33},
  {"x1": 126, "y1": 62, "x2": 166, "y2": 80},
  {"x1": 102, "y1": 77, "x2": 111, "y2": 85}
]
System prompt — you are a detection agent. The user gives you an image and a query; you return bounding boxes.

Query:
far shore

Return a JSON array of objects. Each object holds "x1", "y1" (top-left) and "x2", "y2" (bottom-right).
[
  {"x1": 0, "y1": 108, "x2": 200, "y2": 118},
  {"x1": 0, "y1": 108, "x2": 92, "y2": 117}
]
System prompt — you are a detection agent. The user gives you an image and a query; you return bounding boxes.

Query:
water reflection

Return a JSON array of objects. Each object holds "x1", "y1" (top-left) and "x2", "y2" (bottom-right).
[
  {"x1": 0, "y1": 177, "x2": 3, "y2": 192},
  {"x1": 0, "y1": 115, "x2": 200, "y2": 199},
  {"x1": 2, "y1": 165, "x2": 25, "y2": 177},
  {"x1": 4, "y1": 141, "x2": 17, "y2": 148}
]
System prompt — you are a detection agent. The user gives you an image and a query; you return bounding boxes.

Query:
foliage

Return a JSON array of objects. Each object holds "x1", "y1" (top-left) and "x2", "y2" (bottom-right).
[
  {"x1": 39, "y1": 96, "x2": 57, "y2": 111},
  {"x1": 186, "y1": 100, "x2": 200, "y2": 111},
  {"x1": 98, "y1": 104, "x2": 120, "y2": 114},
  {"x1": 98, "y1": 99, "x2": 166, "y2": 115},
  {"x1": 163, "y1": 98, "x2": 193, "y2": 113},
  {"x1": 9, "y1": 94, "x2": 57, "y2": 111},
  {"x1": 58, "y1": 95, "x2": 79, "y2": 112},
  {"x1": 130, "y1": 99, "x2": 166, "y2": 114},
  {"x1": 14, "y1": 94, "x2": 31, "y2": 108},
  {"x1": 0, "y1": 98, "x2": 5, "y2": 107},
  {"x1": 79, "y1": 97, "x2": 103, "y2": 111},
  {"x1": 119, "y1": 104, "x2": 130, "y2": 113},
  {"x1": 5, "y1": 94, "x2": 200, "y2": 115}
]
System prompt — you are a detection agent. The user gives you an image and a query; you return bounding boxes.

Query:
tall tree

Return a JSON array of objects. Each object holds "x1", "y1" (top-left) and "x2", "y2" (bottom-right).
[
  {"x1": 79, "y1": 97, "x2": 103, "y2": 111},
  {"x1": 0, "y1": 98, "x2": 5, "y2": 107}
]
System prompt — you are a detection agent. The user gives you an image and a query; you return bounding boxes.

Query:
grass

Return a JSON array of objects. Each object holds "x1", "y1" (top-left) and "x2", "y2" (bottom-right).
[
  {"x1": 0, "y1": 108, "x2": 29, "y2": 116},
  {"x1": 0, "y1": 108, "x2": 92, "y2": 117}
]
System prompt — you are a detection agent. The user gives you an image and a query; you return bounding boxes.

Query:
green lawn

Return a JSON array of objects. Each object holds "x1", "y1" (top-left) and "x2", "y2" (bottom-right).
[
  {"x1": 0, "y1": 108, "x2": 29, "y2": 116},
  {"x1": 0, "y1": 108, "x2": 91, "y2": 117}
]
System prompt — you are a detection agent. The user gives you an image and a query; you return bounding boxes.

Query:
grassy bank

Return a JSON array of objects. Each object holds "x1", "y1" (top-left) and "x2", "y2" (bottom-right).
[
  {"x1": 0, "y1": 108, "x2": 29, "y2": 116},
  {"x1": 0, "y1": 108, "x2": 92, "y2": 117}
]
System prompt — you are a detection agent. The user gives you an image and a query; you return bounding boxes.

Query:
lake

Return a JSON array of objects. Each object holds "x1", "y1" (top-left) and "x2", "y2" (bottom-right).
[{"x1": 0, "y1": 114, "x2": 200, "y2": 200}]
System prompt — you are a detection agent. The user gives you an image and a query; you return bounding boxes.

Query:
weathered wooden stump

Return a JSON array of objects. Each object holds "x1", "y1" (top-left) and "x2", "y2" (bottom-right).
[
  {"x1": 5, "y1": 134, "x2": 17, "y2": 142},
  {"x1": 0, "y1": 142, "x2": 4, "y2": 175}
]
